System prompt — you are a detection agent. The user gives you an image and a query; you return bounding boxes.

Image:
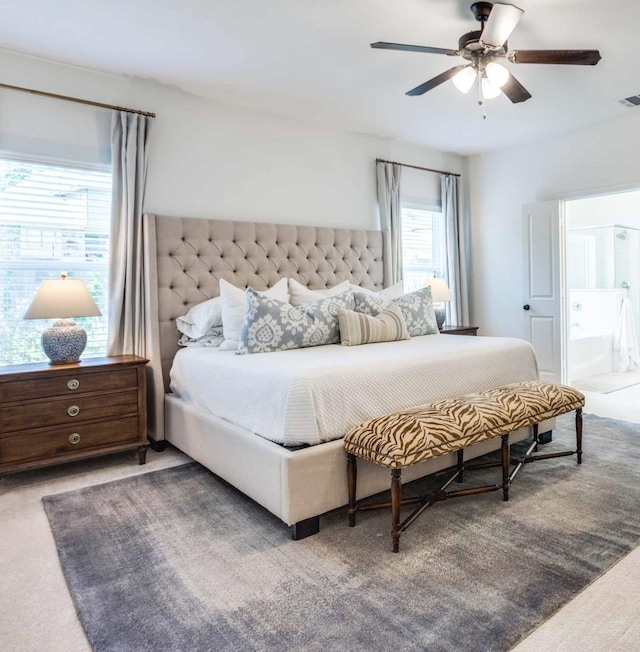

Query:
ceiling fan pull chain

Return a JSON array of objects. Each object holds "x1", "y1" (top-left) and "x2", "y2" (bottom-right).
[{"x1": 477, "y1": 73, "x2": 487, "y2": 119}]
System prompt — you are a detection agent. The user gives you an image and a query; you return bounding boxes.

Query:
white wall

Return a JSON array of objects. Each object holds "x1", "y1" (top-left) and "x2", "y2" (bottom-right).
[
  {"x1": 0, "y1": 49, "x2": 464, "y2": 232},
  {"x1": 567, "y1": 189, "x2": 640, "y2": 230},
  {"x1": 468, "y1": 111, "x2": 640, "y2": 338}
]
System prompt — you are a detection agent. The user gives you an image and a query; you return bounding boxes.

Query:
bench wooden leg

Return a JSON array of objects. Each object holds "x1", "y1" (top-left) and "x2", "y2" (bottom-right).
[
  {"x1": 533, "y1": 423, "x2": 539, "y2": 453},
  {"x1": 391, "y1": 468, "x2": 402, "y2": 553},
  {"x1": 576, "y1": 408, "x2": 583, "y2": 464},
  {"x1": 501, "y1": 434, "x2": 510, "y2": 501},
  {"x1": 347, "y1": 453, "x2": 357, "y2": 527},
  {"x1": 456, "y1": 448, "x2": 464, "y2": 483}
]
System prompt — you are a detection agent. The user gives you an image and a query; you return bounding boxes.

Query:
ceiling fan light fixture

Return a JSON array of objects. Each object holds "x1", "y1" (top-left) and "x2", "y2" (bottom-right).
[
  {"x1": 452, "y1": 66, "x2": 477, "y2": 93},
  {"x1": 485, "y1": 61, "x2": 509, "y2": 87},
  {"x1": 481, "y1": 75, "x2": 502, "y2": 99}
]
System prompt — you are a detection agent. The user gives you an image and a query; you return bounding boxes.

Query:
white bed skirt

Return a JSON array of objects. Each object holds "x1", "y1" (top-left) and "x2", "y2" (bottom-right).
[{"x1": 165, "y1": 394, "x2": 555, "y2": 527}]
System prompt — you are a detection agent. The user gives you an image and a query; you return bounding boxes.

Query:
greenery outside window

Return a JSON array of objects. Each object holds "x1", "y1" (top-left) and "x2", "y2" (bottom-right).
[{"x1": 0, "y1": 157, "x2": 111, "y2": 366}]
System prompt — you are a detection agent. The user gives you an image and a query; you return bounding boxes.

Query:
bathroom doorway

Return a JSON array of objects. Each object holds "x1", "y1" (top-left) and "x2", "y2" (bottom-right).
[{"x1": 565, "y1": 189, "x2": 640, "y2": 394}]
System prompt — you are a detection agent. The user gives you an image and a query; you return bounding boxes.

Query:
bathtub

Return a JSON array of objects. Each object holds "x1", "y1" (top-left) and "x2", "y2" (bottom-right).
[{"x1": 568, "y1": 330, "x2": 613, "y2": 380}]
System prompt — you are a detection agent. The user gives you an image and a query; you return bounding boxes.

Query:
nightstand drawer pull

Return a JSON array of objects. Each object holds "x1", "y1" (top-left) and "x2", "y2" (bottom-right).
[
  {"x1": 66, "y1": 379, "x2": 80, "y2": 390},
  {"x1": 67, "y1": 405, "x2": 80, "y2": 417},
  {"x1": 68, "y1": 433, "x2": 81, "y2": 445}
]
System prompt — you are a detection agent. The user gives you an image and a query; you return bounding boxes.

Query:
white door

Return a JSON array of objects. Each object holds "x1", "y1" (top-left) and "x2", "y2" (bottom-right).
[{"x1": 522, "y1": 201, "x2": 566, "y2": 383}]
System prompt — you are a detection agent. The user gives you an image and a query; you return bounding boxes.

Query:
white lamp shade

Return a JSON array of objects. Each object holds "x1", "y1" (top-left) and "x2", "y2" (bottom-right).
[
  {"x1": 481, "y1": 76, "x2": 502, "y2": 100},
  {"x1": 426, "y1": 277, "x2": 453, "y2": 302},
  {"x1": 24, "y1": 278, "x2": 101, "y2": 320},
  {"x1": 452, "y1": 66, "x2": 477, "y2": 94},
  {"x1": 485, "y1": 62, "x2": 510, "y2": 88}
]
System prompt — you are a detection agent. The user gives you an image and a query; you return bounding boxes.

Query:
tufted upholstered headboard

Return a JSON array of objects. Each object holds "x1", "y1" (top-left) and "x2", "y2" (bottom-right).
[{"x1": 143, "y1": 214, "x2": 386, "y2": 441}]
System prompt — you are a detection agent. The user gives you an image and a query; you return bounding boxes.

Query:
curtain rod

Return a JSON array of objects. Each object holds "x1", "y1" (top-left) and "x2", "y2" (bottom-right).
[
  {"x1": 0, "y1": 82, "x2": 156, "y2": 118},
  {"x1": 376, "y1": 157, "x2": 460, "y2": 178}
]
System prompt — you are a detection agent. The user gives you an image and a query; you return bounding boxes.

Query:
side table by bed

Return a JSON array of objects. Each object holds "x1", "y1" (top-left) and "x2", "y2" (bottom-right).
[
  {"x1": 0, "y1": 355, "x2": 148, "y2": 475},
  {"x1": 440, "y1": 325, "x2": 479, "y2": 336}
]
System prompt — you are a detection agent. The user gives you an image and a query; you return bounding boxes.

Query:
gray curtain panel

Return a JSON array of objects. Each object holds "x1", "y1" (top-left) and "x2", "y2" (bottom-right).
[
  {"x1": 441, "y1": 174, "x2": 469, "y2": 326},
  {"x1": 107, "y1": 111, "x2": 151, "y2": 356},
  {"x1": 376, "y1": 161, "x2": 403, "y2": 286}
]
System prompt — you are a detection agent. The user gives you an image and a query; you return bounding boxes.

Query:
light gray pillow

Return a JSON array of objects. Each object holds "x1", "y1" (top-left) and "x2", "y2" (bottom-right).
[
  {"x1": 237, "y1": 289, "x2": 355, "y2": 355},
  {"x1": 353, "y1": 287, "x2": 439, "y2": 336}
]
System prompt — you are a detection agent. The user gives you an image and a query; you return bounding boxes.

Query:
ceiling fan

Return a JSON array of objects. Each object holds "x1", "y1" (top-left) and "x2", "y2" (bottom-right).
[{"x1": 371, "y1": 2, "x2": 601, "y2": 105}]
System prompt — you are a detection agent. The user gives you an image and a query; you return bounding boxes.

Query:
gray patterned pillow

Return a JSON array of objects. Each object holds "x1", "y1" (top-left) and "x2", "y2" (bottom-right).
[
  {"x1": 392, "y1": 287, "x2": 439, "y2": 336},
  {"x1": 353, "y1": 287, "x2": 439, "y2": 336},
  {"x1": 237, "y1": 288, "x2": 355, "y2": 355},
  {"x1": 352, "y1": 290, "x2": 390, "y2": 316}
]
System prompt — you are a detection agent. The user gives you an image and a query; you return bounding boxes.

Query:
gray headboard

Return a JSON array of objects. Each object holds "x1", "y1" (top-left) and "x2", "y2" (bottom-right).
[{"x1": 143, "y1": 214, "x2": 386, "y2": 441}]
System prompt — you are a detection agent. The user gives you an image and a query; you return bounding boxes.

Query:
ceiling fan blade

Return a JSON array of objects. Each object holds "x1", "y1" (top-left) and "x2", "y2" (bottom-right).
[
  {"x1": 370, "y1": 42, "x2": 458, "y2": 56},
  {"x1": 406, "y1": 66, "x2": 467, "y2": 96},
  {"x1": 501, "y1": 73, "x2": 532, "y2": 103},
  {"x1": 508, "y1": 50, "x2": 602, "y2": 65},
  {"x1": 480, "y1": 3, "x2": 524, "y2": 49}
]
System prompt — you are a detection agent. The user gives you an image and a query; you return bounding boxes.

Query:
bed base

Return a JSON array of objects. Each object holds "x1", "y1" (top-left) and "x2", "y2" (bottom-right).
[{"x1": 163, "y1": 394, "x2": 554, "y2": 538}]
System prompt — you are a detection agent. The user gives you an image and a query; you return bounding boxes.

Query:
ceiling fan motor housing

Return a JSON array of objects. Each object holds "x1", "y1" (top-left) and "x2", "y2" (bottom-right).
[
  {"x1": 459, "y1": 30, "x2": 507, "y2": 63},
  {"x1": 470, "y1": 2, "x2": 494, "y2": 23}
]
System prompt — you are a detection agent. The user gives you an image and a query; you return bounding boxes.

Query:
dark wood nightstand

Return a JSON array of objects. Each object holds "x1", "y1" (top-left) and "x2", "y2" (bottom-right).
[
  {"x1": 0, "y1": 355, "x2": 148, "y2": 474},
  {"x1": 440, "y1": 325, "x2": 479, "y2": 336}
]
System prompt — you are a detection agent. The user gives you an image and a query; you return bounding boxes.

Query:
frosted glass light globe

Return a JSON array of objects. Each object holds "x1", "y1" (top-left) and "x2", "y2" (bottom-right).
[
  {"x1": 452, "y1": 67, "x2": 477, "y2": 93},
  {"x1": 482, "y1": 76, "x2": 502, "y2": 99},
  {"x1": 485, "y1": 61, "x2": 510, "y2": 88}
]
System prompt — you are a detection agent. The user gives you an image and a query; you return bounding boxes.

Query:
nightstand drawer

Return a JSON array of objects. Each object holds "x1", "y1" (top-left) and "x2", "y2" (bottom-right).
[
  {"x1": 0, "y1": 368, "x2": 138, "y2": 404},
  {"x1": 0, "y1": 390, "x2": 139, "y2": 433},
  {"x1": 0, "y1": 416, "x2": 139, "y2": 466}
]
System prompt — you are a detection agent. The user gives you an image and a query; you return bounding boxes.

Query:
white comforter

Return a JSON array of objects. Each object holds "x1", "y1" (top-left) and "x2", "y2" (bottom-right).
[{"x1": 170, "y1": 335, "x2": 539, "y2": 447}]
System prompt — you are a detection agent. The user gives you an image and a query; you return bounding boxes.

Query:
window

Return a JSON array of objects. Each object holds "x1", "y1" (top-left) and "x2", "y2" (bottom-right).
[
  {"x1": 401, "y1": 206, "x2": 446, "y2": 292},
  {"x1": 0, "y1": 158, "x2": 111, "y2": 366}
]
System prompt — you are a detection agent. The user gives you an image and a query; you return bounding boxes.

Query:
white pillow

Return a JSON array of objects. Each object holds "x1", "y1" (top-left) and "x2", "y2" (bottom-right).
[
  {"x1": 379, "y1": 281, "x2": 405, "y2": 300},
  {"x1": 288, "y1": 278, "x2": 350, "y2": 306},
  {"x1": 348, "y1": 281, "x2": 404, "y2": 301},
  {"x1": 176, "y1": 297, "x2": 222, "y2": 340},
  {"x1": 219, "y1": 278, "x2": 289, "y2": 347}
]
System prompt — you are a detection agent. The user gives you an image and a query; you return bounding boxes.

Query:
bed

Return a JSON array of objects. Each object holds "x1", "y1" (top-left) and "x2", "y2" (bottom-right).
[{"x1": 143, "y1": 214, "x2": 550, "y2": 538}]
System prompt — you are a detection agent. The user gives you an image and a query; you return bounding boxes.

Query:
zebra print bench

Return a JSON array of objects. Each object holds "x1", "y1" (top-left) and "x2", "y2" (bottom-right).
[{"x1": 344, "y1": 380, "x2": 585, "y2": 552}]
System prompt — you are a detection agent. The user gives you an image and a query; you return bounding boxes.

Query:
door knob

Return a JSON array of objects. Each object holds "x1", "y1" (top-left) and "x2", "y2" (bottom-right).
[{"x1": 523, "y1": 304, "x2": 530, "y2": 311}]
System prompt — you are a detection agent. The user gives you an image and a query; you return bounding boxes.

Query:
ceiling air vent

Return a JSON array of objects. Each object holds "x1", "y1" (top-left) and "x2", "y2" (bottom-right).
[{"x1": 619, "y1": 95, "x2": 640, "y2": 108}]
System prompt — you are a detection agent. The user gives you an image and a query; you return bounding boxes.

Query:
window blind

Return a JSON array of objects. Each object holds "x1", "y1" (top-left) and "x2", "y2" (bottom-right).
[
  {"x1": 401, "y1": 206, "x2": 445, "y2": 293},
  {"x1": 0, "y1": 158, "x2": 111, "y2": 366}
]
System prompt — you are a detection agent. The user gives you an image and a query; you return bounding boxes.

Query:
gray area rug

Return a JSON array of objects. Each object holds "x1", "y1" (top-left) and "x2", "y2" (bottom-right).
[{"x1": 43, "y1": 413, "x2": 640, "y2": 652}]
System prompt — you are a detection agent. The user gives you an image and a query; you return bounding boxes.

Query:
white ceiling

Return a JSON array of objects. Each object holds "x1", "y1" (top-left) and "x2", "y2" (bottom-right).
[{"x1": 1, "y1": 0, "x2": 638, "y2": 155}]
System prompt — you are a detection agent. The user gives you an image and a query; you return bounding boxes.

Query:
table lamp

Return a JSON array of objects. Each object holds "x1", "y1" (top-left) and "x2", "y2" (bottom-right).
[
  {"x1": 24, "y1": 275, "x2": 102, "y2": 364},
  {"x1": 426, "y1": 277, "x2": 453, "y2": 330}
]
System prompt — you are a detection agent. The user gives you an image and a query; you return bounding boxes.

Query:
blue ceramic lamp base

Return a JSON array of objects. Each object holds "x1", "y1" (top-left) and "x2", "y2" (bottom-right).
[
  {"x1": 42, "y1": 318, "x2": 87, "y2": 364},
  {"x1": 434, "y1": 305, "x2": 446, "y2": 331}
]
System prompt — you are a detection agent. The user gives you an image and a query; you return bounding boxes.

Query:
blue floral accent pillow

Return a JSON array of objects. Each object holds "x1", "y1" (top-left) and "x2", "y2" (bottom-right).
[
  {"x1": 237, "y1": 289, "x2": 355, "y2": 354},
  {"x1": 353, "y1": 287, "x2": 439, "y2": 336}
]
